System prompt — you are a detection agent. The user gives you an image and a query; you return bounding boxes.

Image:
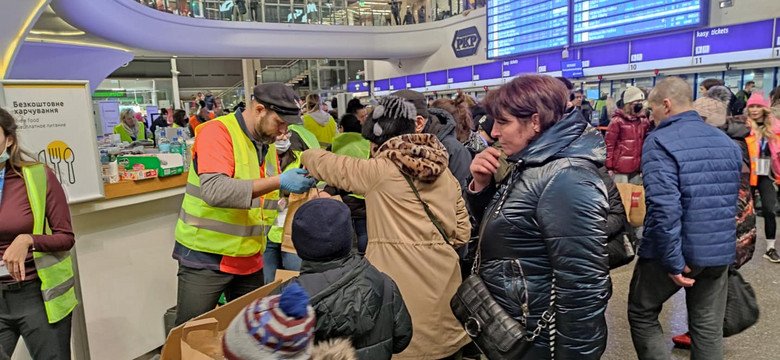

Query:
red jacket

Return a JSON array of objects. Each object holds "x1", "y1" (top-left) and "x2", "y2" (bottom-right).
[{"x1": 605, "y1": 109, "x2": 651, "y2": 174}]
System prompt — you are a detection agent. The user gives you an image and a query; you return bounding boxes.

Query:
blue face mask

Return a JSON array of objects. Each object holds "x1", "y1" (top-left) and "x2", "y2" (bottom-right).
[{"x1": 0, "y1": 139, "x2": 9, "y2": 164}]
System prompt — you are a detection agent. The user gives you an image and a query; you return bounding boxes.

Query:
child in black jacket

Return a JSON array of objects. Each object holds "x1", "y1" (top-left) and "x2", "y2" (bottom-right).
[{"x1": 276, "y1": 198, "x2": 413, "y2": 360}]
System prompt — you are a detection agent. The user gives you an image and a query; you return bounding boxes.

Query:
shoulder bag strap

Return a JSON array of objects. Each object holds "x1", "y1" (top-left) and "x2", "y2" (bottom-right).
[{"x1": 402, "y1": 173, "x2": 451, "y2": 245}]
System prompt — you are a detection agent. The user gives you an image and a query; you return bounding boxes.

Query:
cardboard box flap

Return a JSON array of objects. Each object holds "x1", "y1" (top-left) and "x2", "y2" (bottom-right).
[{"x1": 160, "y1": 280, "x2": 281, "y2": 360}]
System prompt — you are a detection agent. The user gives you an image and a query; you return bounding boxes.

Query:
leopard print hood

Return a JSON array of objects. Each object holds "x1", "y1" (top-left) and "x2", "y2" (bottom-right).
[{"x1": 374, "y1": 133, "x2": 449, "y2": 182}]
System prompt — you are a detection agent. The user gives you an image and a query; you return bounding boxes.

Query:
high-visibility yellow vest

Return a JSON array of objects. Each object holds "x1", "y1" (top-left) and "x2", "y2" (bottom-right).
[
  {"x1": 289, "y1": 124, "x2": 320, "y2": 151},
  {"x1": 113, "y1": 123, "x2": 148, "y2": 142},
  {"x1": 175, "y1": 113, "x2": 267, "y2": 257},
  {"x1": 331, "y1": 132, "x2": 371, "y2": 200},
  {"x1": 267, "y1": 152, "x2": 303, "y2": 244},
  {"x1": 302, "y1": 114, "x2": 337, "y2": 149},
  {"x1": 332, "y1": 132, "x2": 370, "y2": 159},
  {"x1": 265, "y1": 124, "x2": 318, "y2": 244},
  {"x1": 22, "y1": 164, "x2": 78, "y2": 324},
  {"x1": 261, "y1": 143, "x2": 282, "y2": 233}
]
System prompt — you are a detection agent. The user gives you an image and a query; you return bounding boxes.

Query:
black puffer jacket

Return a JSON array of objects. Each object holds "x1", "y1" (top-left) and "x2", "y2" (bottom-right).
[
  {"x1": 426, "y1": 108, "x2": 472, "y2": 187},
  {"x1": 276, "y1": 255, "x2": 412, "y2": 360},
  {"x1": 466, "y1": 111, "x2": 612, "y2": 360}
]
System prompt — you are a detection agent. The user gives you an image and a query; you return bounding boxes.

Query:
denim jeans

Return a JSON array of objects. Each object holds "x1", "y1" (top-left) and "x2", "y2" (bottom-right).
[
  {"x1": 354, "y1": 218, "x2": 368, "y2": 255},
  {"x1": 263, "y1": 241, "x2": 302, "y2": 285},
  {"x1": 628, "y1": 258, "x2": 728, "y2": 360}
]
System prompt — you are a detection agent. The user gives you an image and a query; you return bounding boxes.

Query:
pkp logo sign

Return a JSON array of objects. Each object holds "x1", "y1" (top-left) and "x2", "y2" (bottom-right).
[{"x1": 452, "y1": 26, "x2": 481, "y2": 58}]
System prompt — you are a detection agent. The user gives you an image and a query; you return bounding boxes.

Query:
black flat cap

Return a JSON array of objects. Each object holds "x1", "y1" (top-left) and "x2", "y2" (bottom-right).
[{"x1": 252, "y1": 83, "x2": 303, "y2": 125}]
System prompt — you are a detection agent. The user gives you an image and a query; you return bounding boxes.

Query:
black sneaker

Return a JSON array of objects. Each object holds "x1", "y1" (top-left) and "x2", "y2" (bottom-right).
[{"x1": 764, "y1": 249, "x2": 780, "y2": 263}]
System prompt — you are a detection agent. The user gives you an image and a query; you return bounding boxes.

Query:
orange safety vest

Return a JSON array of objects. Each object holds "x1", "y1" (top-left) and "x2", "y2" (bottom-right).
[{"x1": 746, "y1": 133, "x2": 759, "y2": 186}]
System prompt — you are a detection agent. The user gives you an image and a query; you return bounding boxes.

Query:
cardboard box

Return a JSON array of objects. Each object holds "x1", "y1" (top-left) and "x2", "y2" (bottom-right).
[
  {"x1": 119, "y1": 168, "x2": 158, "y2": 181},
  {"x1": 275, "y1": 270, "x2": 300, "y2": 282},
  {"x1": 117, "y1": 154, "x2": 184, "y2": 177},
  {"x1": 160, "y1": 280, "x2": 281, "y2": 360}
]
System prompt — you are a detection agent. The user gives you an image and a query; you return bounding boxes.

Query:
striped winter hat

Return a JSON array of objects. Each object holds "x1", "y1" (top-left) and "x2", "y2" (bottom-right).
[{"x1": 223, "y1": 284, "x2": 316, "y2": 360}]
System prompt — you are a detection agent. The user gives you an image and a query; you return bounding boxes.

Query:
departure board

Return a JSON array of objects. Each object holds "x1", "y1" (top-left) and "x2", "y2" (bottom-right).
[
  {"x1": 572, "y1": 0, "x2": 705, "y2": 44},
  {"x1": 487, "y1": 0, "x2": 570, "y2": 59}
]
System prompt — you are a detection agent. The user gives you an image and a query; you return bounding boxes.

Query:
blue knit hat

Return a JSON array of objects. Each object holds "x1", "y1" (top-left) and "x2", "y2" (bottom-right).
[
  {"x1": 222, "y1": 284, "x2": 315, "y2": 360},
  {"x1": 291, "y1": 198, "x2": 354, "y2": 261}
]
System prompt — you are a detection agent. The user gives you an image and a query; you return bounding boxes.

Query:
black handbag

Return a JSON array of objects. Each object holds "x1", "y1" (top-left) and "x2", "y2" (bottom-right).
[
  {"x1": 723, "y1": 268, "x2": 759, "y2": 337},
  {"x1": 451, "y1": 270, "x2": 554, "y2": 359},
  {"x1": 447, "y1": 185, "x2": 554, "y2": 359},
  {"x1": 404, "y1": 174, "x2": 554, "y2": 359}
]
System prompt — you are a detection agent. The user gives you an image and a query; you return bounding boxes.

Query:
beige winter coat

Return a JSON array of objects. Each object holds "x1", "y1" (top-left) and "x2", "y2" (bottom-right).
[{"x1": 301, "y1": 134, "x2": 471, "y2": 359}]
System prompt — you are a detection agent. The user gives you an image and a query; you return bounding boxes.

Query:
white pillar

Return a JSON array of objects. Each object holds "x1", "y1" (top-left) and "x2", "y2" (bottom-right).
[
  {"x1": 242, "y1": 59, "x2": 262, "y2": 106},
  {"x1": 151, "y1": 79, "x2": 158, "y2": 106},
  {"x1": 171, "y1": 57, "x2": 181, "y2": 109}
]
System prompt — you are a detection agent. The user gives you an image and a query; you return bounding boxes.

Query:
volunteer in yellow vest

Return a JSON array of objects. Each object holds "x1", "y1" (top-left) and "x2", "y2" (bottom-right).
[
  {"x1": 323, "y1": 113, "x2": 371, "y2": 254},
  {"x1": 113, "y1": 108, "x2": 150, "y2": 142},
  {"x1": 302, "y1": 93, "x2": 337, "y2": 148},
  {"x1": 0, "y1": 107, "x2": 76, "y2": 359},
  {"x1": 173, "y1": 83, "x2": 317, "y2": 326},
  {"x1": 262, "y1": 125, "x2": 320, "y2": 284}
]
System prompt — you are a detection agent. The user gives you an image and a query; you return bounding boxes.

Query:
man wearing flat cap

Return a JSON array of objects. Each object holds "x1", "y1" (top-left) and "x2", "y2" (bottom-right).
[{"x1": 173, "y1": 83, "x2": 316, "y2": 325}]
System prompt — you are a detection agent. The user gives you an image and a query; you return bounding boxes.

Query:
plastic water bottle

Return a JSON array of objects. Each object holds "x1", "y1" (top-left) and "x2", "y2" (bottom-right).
[
  {"x1": 170, "y1": 137, "x2": 183, "y2": 158},
  {"x1": 154, "y1": 127, "x2": 162, "y2": 145},
  {"x1": 158, "y1": 129, "x2": 171, "y2": 153},
  {"x1": 623, "y1": 235, "x2": 635, "y2": 257},
  {"x1": 176, "y1": 128, "x2": 188, "y2": 141}
]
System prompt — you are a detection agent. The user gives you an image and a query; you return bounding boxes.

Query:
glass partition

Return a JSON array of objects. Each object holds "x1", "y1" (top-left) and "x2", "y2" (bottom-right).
[{"x1": 132, "y1": 0, "x2": 471, "y2": 26}]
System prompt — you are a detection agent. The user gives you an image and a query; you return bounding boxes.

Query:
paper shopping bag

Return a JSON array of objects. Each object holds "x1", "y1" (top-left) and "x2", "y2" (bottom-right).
[
  {"x1": 281, "y1": 189, "x2": 343, "y2": 254},
  {"x1": 180, "y1": 318, "x2": 224, "y2": 360},
  {"x1": 616, "y1": 182, "x2": 646, "y2": 227}
]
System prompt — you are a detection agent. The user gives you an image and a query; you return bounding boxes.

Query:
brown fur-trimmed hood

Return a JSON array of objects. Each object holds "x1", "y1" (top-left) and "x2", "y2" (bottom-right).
[{"x1": 374, "y1": 133, "x2": 449, "y2": 182}]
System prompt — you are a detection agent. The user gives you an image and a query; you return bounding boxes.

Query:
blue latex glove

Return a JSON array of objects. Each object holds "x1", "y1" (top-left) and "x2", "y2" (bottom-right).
[{"x1": 279, "y1": 168, "x2": 316, "y2": 194}]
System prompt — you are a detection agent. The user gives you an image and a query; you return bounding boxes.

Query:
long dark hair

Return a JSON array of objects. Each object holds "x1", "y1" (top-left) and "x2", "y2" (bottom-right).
[
  {"x1": 0, "y1": 107, "x2": 38, "y2": 175},
  {"x1": 431, "y1": 94, "x2": 475, "y2": 143},
  {"x1": 172, "y1": 109, "x2": 189, "y2": 127}
]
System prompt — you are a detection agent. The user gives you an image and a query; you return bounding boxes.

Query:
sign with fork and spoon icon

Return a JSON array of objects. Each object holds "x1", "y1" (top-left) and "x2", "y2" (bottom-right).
[
  {"x1": 37, "y1": 141, "x2": 76, "y2": 185},
  {"x1": 1, "y1": 80, "x2": 105, "y2": 203}
]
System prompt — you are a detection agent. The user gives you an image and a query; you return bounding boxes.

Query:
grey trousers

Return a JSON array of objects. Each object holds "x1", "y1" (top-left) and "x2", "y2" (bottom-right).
[
  {"x1": 628, "y1": 258, "x2": 728, "y2": 360},
  {"x1": 174, "y1": 265, "x2": 264, "y2": 326},
  {"x1": 0, "y1": 279, "x2": 72, "y2": 360}
]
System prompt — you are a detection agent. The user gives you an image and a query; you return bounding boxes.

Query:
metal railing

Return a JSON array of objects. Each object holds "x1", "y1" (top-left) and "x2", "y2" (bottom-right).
[{"x1": 132, "y1": 0, "x2": 485, "y2": 27}]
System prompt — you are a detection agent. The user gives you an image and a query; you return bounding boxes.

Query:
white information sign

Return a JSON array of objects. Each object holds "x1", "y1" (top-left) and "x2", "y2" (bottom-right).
[
  {"x1": 98, "y1": 101, "x2": 121, "y2": 136},
  {"x1": 0, "y1": 81, "x2": 105, "y2": 203}
]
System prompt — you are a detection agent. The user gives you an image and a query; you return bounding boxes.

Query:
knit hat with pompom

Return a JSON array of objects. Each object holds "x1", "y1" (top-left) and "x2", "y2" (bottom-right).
[
  {"x1": 362, "y1": 96, "x2": 418, "y2": 146},
  {"x1": 222, "y1": 284, "x2": 316, "y2": 360}
]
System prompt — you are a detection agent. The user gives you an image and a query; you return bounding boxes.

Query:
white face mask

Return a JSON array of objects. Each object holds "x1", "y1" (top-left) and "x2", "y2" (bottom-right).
[
  {"x1": 275, "y1": 138, "x2": 291, "y2": 153},
  {"x1": 0, "y1": 139, "x2": 9, "y2": 164}
]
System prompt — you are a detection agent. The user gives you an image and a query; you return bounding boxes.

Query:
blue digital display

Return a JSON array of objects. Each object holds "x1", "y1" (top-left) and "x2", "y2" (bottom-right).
[
  {"x1": 572, "y1": 0, "x2": 705, "y2": 44},
  {"x1": 487, "y1": 0, "x2": 570, "y2": 59}
]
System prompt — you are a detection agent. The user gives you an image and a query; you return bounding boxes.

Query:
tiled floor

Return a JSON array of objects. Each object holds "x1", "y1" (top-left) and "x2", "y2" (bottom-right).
[{"x1": 602, "y1": 217, "x2": 779, "y2": 360}]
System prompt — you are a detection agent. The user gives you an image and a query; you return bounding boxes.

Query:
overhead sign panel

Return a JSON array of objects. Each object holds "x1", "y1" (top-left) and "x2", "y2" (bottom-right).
[
  {"x1": 406, "y1": 74, "x2": 426, "y2": 89},
  {"x1": 502, "y1": 57, "x2": 537, "y2": 77},
  {"x1": 426, "y1": 71, "x2": 448, "y2": 86},
  {"x1": 693, "y1": 20, "x2": 774, "y2": 64},
  {"x1": 373, "y1": 79, "x2": 390, "y2": 92},
  {"x1": 448, "y1": 66, "x2": 473, "y2": 84},
  {"x1": 561, "y1": 60, "x2": 583, "y2": 78},
  {"x1": 347, "y1": 81, "x2": 369, "y2": 93},
  {"x1": 573, "y1": 0, "x2": 706, "y2": 44},
  {"x1": 389, "y1": 77, "x2": 406, "y2": 91},
  {"x1": 473, "y1": 62, "x2": 503, "y2": 81},
  {"x1": 487, "y1": 0, "x2": 570, "y2": 59}
]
